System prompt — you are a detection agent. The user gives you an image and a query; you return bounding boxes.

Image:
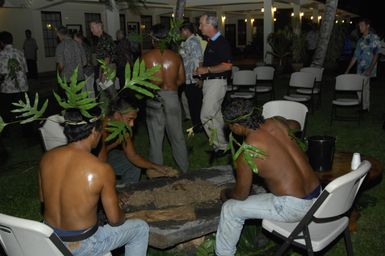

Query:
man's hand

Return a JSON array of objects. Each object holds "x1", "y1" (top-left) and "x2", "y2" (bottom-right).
[{"x1": 194, "y1": 66, "x2": 209, "y2": 75}]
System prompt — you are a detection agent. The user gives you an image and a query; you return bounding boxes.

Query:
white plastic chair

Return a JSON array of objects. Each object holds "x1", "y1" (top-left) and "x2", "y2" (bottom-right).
[
  {"x1": 252, "y1": 66, "x2": 275, "y2": 101},
  {"x1": 330, "y1": 74, "x2": 366, "y2": 125},
  {"x1": 229, "y1": 70, "x2": 256, "y2": 100},
  {"x1": 262, "y1": 160, "x2": 371, "y2": 256},
  {"x1": 0, "y1": 213, "x2": 112, "y2": 256},
  {"x1": 299, "y1": 67, "x2": 324, "y2": 106},
  {"x1": 38, "y1": 115, "x2": 67, "y2": 151},
  {"x1": 262, "y1": 100, "x2": 308, "y2": 133},
  {"x1": 283, "y1": 72, "x2": 316, "y2": 112},
  {"x1": 227, "y1": 66, "x2": 240, "y2": 91}
]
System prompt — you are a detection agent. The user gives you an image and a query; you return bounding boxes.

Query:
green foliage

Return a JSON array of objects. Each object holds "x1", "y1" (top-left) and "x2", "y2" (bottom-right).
[
  {"x1": 0, "y1": 116, "x2": 7, "y2": 133},
  {"x1": 127, "y1": 32, "x2": 143, "y2": 43},
  {"x1": 105, "y1": 120, "x2": 132, "y2": 143},
  {"x1": 208, "y1": 128, "x2": 218, "y2": 146},
  {"x1": 123, "y1": 59, "x2": 161, "y2": 98},
  {"x1": 158, "y1": 18, "x2": 184, "y2": 52},
  {"x1": 53, "y1": 67, "x2": 98, "y2": 118},
  {"x1": 98, "y1": 59, "x2": 117, "y2": 82},
  {"x1": 11, "y1": 93, "x2": 48, "y2": 124},
  {"x1": 196, "y1": 235, "x2": 216, "y2": 256},
  {"x1": 266, "y1": 28, "x2": 293, "y2": 65},
  {"x1": 292, "y1": 34, "x2": 307, "y2": 63},
  {"x1": 226, "y1": 133, "x2": 267, "y2": 174}
]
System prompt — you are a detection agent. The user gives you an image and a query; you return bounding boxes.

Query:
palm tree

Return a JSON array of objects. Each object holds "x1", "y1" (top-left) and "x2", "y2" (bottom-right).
[
  {"x1": 175, "y1": 0, "x2": 186, "y2": 19},
  {"x1": 311, "y1": 0, "x2": 339, "y2": 67}
]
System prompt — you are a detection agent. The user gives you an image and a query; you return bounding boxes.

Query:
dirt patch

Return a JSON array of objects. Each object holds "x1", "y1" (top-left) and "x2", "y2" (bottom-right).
[{"x1": 120, "y1": 179, "x2": 223, "y2": 209}]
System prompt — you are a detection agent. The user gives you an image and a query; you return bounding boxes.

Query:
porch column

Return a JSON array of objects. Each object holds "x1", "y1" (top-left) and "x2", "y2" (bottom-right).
[
  {"x1": 292, "y1": 3, "x2": 301, "y2": 35},
  {"x1": 105, "y1": 0, "x2": 120, "y2": 37},
  {"x1": 263, "y1": 0, "x2": 273, "y2": 64},
  {"x1": 216, "y1": 8, "x2": 224, "y2": 34}
]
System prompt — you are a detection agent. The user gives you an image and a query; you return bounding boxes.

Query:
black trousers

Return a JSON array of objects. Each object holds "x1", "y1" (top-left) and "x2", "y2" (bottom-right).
[
  {"x1": 184, "y1": 83, "x2": 203, "y2": 127},
  {"x1": 26, "y1": 59, "x2": 38, "y2": 79}
]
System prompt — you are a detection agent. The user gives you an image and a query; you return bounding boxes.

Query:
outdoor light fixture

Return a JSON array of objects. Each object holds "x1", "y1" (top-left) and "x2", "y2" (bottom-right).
[
  {"x1": 274, "y1": 18, "x2": 277, "y2": 22},
  {"x1": 272, "y1": 7, "x2": 277, "y2": 12},
  {"x1": 291, "y1": 12, "x2": 294, "y2": 17},
  {"x1": 300, "y1": 12, "x2": 304, "y2": 17},
  {"x1": 342, "y1": 20, "x2": 345, "y2": 23},
  {"x1": 335, "y1": 20, "x2": 338, "y2": 23},
  {"x1": 261, "y1": 8, "x2": 264, "y2": 12},
  {"x1": 172, "y1": 13, "x2": 175, "y2": 18},
  {"x1": 244, "y1": 18, "x2": 247, "y2": 22},
  {"x1": 46, "y1": 23, "x2": 53, "y2": 30},
  {"x1": 318, "y1": 15, "x2": 322, "y2": 20},
  {"x1": 310, "y1": 16, "x2": 314, "y2": 20},
  {"x1": 221, "y1": 16, "x2": 226, "y2": 23},
  {"x1": 250, "y1": 18, "x2": 255, "y2": 24},
  {"x1": 350, "y1": 21, "x2": 353, "y2": 24}
]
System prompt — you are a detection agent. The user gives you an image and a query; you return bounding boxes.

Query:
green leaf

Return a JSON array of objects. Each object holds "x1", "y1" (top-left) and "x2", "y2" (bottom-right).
[
  {"x1": 125, "y1": 62, "x2": 132, "y2": 82},
  {"x1": 126, "y1": 83, "x2": 155, "y2": 98},
  {"x1": 10, "y1": 93, "x2": 48, "y2": 124},
  {"x1": 0, "y1": 116, "x2": 8, "y2": 133},
  {"x1": 105, "y1": 120, "x2": 132, "y2": 143},
  {"x1": 132, "y1": 58, "x2": 140, "y2": 79}
]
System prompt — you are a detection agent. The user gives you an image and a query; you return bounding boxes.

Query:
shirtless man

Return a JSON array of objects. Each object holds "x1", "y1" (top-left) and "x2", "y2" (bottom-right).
[
  {"x1": 39, "y1": 108, "x2": 149, "y2": 256},
  {"x1": 215, "y1": 99, "x2": 320, "y2": 256},
  {"x1": 98, "y1": 96, "x2": 170, "y2": 186},
  {"x1": 142, "y1": 23, "x2": 188, "y2": 173}
]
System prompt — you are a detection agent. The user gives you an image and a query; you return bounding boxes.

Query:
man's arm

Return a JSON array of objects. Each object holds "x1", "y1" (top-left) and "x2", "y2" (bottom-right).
[
  {"x1": 345, "y1": 56, "x2": 357, "y2": 74},
  {"x1": 55, "y1": 45, "x2": 64, "y2": 72},
  {"x1": 122, "y1": 134, "x2": 165, "y2": 171},
  {"x1": 100, "y1": 164, "x2": 125, "y2": 226},
  {"x1": 221, "y1": 153, "x2": 253, "y2": 201},
  {"x1": 195, "y1": 62, "x2": 232, "y2": 75}
]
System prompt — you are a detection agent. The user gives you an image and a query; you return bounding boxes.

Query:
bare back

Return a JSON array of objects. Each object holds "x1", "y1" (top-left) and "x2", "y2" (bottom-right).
[
  {"x1": 39, "y1": 144, "x2": 122, "y2": 230},
  {"x1": 243, "y1": 118, "x2": 319, "y2": 198},
  {"x1": 142, "y1": 49, "x2": 185, "y2": 91}
]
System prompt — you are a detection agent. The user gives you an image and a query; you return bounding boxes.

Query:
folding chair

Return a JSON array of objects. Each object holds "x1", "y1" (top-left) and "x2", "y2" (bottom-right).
[
  {"x1": 262, "y1": 100, "x2": 308, "y2": 137},
  {"x1": 299, "y1": 67, "x2": 324, "y2": 106},
  {"x1": 229, "y1": 70, "x2": 257, "y2": 100},
  {"x1": 0, "y1": 213, "x2": 112, "y2": 256},
  {"x1": 330, "y1": 74, "x2": 366, "y2": 125},
  {"x1": 262, "y1": 160, "x2": 371, "y2": 256},
  {"x1": 38, "y1": 115, "x2": 67, "y2": 151},
  {"x1": 253, "y1": 66, "x2": 275, "y2": 101},
  {"x1": 227, "y1": 66, "x2": 240, "y2": 92},
  {"x1": 283, "y1": 72, "x2": 316, "y2": 112}
]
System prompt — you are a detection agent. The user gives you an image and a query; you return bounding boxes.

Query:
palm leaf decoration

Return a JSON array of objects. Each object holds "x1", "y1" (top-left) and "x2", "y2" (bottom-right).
[
  {"x1": 97, "y1": 59, "x2": 117, "y2": 83},
  {"x1": 226, "y1": 133, "x2": 267, "y2": 174},
  {"x1": 122, "y1": 58, "x2": 161, "y2": 98},
  {"x1": 288, "y1": 128, "x2": 307, "y2": 152},
  {"x1": 11, "y1": 93, "x2": 48, "y2": 124},
  {"x1": 158, "y1": 18, "x2": 184, "y2": 52},
  {"x1": 0, "y1": 116, "x2": 7, "y2": 133},
  {"x1": 53, "y1": 67, "x2": 98, "y2": 118},
  {"x1": 105, "y1": 120, "x2": 132, "y2": 143}
]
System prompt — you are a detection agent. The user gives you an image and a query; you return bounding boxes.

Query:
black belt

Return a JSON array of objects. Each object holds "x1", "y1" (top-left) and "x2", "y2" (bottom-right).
[
  {"x1": 204, "y1": 76, "x2": 226, "y2": 80},
  {"x1": 59, "y1": 225, "x2": 98, "y2": 242}
]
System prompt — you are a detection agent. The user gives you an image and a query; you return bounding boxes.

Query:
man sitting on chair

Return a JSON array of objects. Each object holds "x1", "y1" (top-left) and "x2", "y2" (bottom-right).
[
  {"x1": 215, "y1": 99, "x2": 320, "y2": 256},
  {"x1": 39, "y1": 107, "x2": 149, "y2": 256}
]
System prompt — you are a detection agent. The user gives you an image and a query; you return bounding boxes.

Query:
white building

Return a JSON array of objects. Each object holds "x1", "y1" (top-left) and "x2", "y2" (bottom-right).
[{"x1": 0, "y1": 0, "x2": 356, "y2": 73}]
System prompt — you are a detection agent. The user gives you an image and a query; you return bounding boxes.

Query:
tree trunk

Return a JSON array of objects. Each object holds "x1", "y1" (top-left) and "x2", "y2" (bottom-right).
[
  {"x1": 175, "y1": 0, "x2": 186, "y2": 20},
  {"x1": 311, "y1": 0, "x2": 339, "y2": 67}
]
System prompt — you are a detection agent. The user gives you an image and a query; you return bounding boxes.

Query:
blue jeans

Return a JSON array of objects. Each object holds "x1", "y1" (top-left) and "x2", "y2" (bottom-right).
[
  {"x1": 63, "y1": 219, "x2": 149, "y2": 256},
  {"x1": 107, "y1": 149, "x2": 141, "y2": 185},
  {"x1": 215, "y1": 193, "x2": 317, "y2": 256}
]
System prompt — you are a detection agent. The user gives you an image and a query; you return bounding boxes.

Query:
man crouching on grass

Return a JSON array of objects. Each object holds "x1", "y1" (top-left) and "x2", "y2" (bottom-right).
[
  {"x1": 215, "y1": 99, "x2": 320, "y2": 256},
  {"x1": 39, "y1": 107, "x2": 149, "y2": 256}
]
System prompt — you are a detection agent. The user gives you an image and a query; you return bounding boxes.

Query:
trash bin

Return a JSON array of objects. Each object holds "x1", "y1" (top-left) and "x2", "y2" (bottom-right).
[{"x1": 307, "y1": 136, "x2": 336, "y2": 171}]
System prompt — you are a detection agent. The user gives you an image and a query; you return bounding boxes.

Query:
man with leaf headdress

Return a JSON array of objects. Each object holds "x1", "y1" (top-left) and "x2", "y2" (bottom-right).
[
  {"x1": 215, "y1": 99, "x2": 320, "y2": 256},
  {"x1": 98, "y1": 96, "x2": 171, "y2": 187},
  {"x1": 142, "y1": 23, "x2": 189, "y2": 173},
  {"x1": 39, "y1": 107, "x2": 149, "y2": 256}
]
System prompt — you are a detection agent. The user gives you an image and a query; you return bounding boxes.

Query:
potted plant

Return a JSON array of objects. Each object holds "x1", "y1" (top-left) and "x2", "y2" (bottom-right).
[
  {"x1": 266, "y1": 28, "x2": 293, "y2": 72},
  {"x1": 291, "y1": 33, "x2": 307, "y2": 71}
]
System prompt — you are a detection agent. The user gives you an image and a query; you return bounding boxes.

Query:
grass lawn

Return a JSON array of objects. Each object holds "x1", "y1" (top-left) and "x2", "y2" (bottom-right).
[{"x1": 0, "y1": 71, "x2": 384, "y2": 255}]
